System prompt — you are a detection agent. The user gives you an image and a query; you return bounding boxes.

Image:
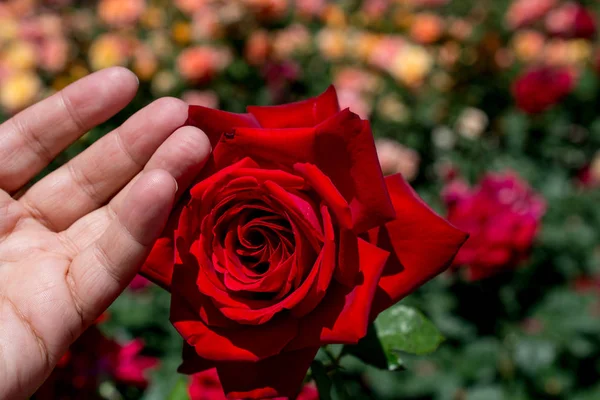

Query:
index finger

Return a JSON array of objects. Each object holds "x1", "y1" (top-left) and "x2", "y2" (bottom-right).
[{"x1": 0, "y1": 67, "x2": 139, "y2": 193}]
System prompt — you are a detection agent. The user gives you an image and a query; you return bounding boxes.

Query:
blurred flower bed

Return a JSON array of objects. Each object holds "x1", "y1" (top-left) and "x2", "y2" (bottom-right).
[{"x1": 2, "y1": 0, "x2": 600, "y2": 399}]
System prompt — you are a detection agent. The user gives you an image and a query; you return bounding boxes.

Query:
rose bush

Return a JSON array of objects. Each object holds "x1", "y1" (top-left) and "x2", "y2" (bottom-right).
[
  {"x1": 140, "y1": 86, "x2": 467, "y2": 398},
  {"x1": 443, "y1": 171, "x2": 546, "y2": 280}
]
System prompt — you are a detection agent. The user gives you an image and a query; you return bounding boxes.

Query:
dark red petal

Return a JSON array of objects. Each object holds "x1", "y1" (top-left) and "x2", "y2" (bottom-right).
[
  {"x1": 287, "y1": 238, "x2": 390, "y2": 349},
  {"x1": 140, "y1": 203, "x2": 184, "y2": 290},
  {"x1": 369, "y1": 174, "x2": 469, "y2": 317},
  {"x1": 246, "y1": 85, "x2": 339, "y2": 128},
  {"x1": 216, "y1": 109, "x2": 395, "y2": 233},
  {"x1": 171, "y1": 292, "x2": 298, "y2": 361},
  {"x1": 217, "y1": 347, "x2": 319, "y2": 399},
  {"x1": 187, "y1": 106, "x2": 260, "y2": 148},
  {"x1": 190, "y1": 157, "x2": 259, "y2": 200},
  {"x1": 294, "y1": 162, "x2": 352, "y2": 230}
]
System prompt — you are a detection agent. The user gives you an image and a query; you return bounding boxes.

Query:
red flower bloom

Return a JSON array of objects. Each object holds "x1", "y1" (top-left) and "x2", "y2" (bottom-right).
[
  {"x1": 545, "y1": 2, "x2": 596, "y2": 39},
  {"x1": 443, "y1": 171, "x2": 546, "y2": 280},
  {"x1": 35, "y1": 326, "x2": 158, "y2": 399},
  {"x1": 141, "y1": 86, "x2": 467, "y2": 399},
  {"x1": 189, "y1": 368, "x2": 319, "y2": 400},
  {"x1": 512, "y1": 66, "x2": 575, "y2": 114}
]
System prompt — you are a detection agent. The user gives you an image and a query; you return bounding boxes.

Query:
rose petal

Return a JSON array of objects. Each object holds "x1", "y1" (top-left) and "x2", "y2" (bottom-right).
[
  {"x1": 140, "y1": 203, "x2": 185, "y2": 290},
  {"x1": 216, "y1": 109, "x2": 395, "y2": 233},
  {"x1": 368, "y1": 174, "x2": 468, "y2": 317},
  {"x1": 217, "y1": 347, "x2": 319, "y2": 399},
  {"x1": 247, "y1": 85, "x2": 339, "y2": 128},
  {"x1": 187, "y1": 107, "x2": 260, "y2": 148},
  {"x1": 171, "y1": 292, "x2": 298, "y2": 361},
  {"x1": 287, "y1": 238, "x2": 390, "y2": 349}
]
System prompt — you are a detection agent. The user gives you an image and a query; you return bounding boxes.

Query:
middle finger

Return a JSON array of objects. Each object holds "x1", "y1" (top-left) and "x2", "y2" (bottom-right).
[{"x1": 19, "y1": 98, "x2": 187, "y2": 231}]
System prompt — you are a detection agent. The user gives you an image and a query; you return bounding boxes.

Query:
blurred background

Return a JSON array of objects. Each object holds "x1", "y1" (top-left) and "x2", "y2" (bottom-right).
[{"x1": 2, "y1": 0, "x2": 600, "y2": 399}]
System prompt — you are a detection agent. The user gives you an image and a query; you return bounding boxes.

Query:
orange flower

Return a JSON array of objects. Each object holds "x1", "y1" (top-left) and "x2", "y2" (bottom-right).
[
  {"x1": 245, "y1": 30, "x2": 270, "y2": 65},
  {"x1": 88, "y1": 34, "x2": 131, "y2": 71},
  {"x1": 410, "y1": 13, "x2": 444, "y2": 44},
  {"x1": 177, "y1": 46, "x2": 232, "y2": 83},
  {"x1": 98, "y1": 0, "x2": 146, "y2": 27}
]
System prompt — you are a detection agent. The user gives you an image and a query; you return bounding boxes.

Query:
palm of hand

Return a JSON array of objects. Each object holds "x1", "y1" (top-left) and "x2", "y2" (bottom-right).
[{"x1": 0, "y1": 68, "x2": 210, "y2": 399}]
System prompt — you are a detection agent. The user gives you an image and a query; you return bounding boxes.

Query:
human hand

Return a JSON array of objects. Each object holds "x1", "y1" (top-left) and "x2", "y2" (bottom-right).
[{"x1": 0, "y1": 67, "x2": 211, "y2": 399}]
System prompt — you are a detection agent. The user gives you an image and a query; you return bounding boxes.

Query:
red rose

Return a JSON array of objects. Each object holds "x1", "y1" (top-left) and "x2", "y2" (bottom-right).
[
  {"x1": 512, "y1": 66, "x2": 575, "y2": 114},
  {"x1": 189, "y1": 368, "x2": 319, "y2": 400},
  {"x1": 443, "y1": 171, "x2": 545, "y2": 280},
  {"x1": 545, "y1": 2, "x2": 596, "y2": 39},
  {"x1": 141, "y1": 86, "x2": 467, "y2": 399}
]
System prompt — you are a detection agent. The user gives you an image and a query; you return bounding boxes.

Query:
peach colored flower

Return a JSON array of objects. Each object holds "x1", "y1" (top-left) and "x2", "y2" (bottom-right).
[
  {"x1": 316, "y1": 28, "x2": 346, "y2": 60},
  {"x1": 177, "y1": 46, "x2": 232, "y2": 83},
  {"x1": 181, "y1": 90, "x2": 219, "y2": 108},
  {"x1": 506, "y1": 0, "x2": 556, "y2": 29},
  {"x1": 512, "y1": 30, "x2": 545, "y2": 63},
  {"x1": 132, "y1": 44, "x2": 158, "y2": 81},
  {"x1": 410, "y1": 13, "x2": 444, "y2": 44},
  {"x1": 375, "y1": 138, "x2": 421, "y2": 181},
  {"x1": 448, "y1": 18, "x2": 473, "y2": 41},
  {"x1": 337, "y1": 89, "x2": 372, "y2": 119},
  {"x1": 390, "y1": 44, "x2": 433, "y2": 87},
  {"x1": 245, "y1": 30, "x2": 271, "y2": 65},
  {"x1": 368, "y1": 36, "x2": 406, "y2": 71},
  {"x1": 334, "y1": 67, "x2": 381, "y2": 93},
  {"x1": 0, "y1": 71, "x2": 42, "y2": 113},
  {"x1": 88, "y1": 34, "x2": 131, "y2": 71},
  {"x1": 40, "y1": 37, "x2": 70, "y2": 73},
  {"x1": 272, "y1": 23, "x2": 312, "y2": 59},
  {"x1": 98, "y1": 0, "x2": 146, "y2": 27},
  {"x1": 192, "y1": 10, "x2": 222, "y2": 40}
]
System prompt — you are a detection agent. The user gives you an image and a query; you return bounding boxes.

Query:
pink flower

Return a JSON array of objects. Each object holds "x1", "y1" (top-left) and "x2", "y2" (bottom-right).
[
  {"x1": 545, "y1": 2, "x2": 596, "y2": 39},
  {"x1": 506, "y1": 0, "x2": 556, "y2": 29},
  {"x1": 112, "y1": 339, "x2": 159, "y2": 387},
  {"x1": 189, "y1": 368, "x2": 319, "y2": 400},
  {"x1": 512, "y1": 66, "x2": 575, "y2": 114},
  {"x1": 129, "y1": 274, "x2": 152, "y2": 291},
  {"x1": 35, "y1": 326, "x2": 158, "y2": 399},
  {"x1": 443, "y1": 172, "x2": 546, "y2": 280}
]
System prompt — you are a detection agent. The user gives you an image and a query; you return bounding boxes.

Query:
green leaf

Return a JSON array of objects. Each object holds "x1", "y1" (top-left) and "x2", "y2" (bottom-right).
[
  {"x1": 167, "y1": 377, "x2": 191, "y2": 400},
  {"x1": 342, "y1": 323, "x2": 389, "y2": 370},
  {"x1": 375, "y1": 304, "x2": 444, "y2": 365},
  {"x1": 311, "y1": 360, "x2": 332, "y2": 400}
]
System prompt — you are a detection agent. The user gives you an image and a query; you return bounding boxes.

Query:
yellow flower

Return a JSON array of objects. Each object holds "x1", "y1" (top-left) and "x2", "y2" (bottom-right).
[
  {"x1": 390, "y1": 45, "x2": 433, "y2": 87},
  {"x1": 0, "y1": 17, "x2": 18, "y2": 41},
  {"x1": 0, "y1": 71, "x2": 42, "y2": 112},
  {"x1": 88, "y1": 34, "x2": 129, "y2": 71},
  {"x1": 2, "y1": 41, "x2": 37, "y2": 70},
  {"x1": 172, "y1": 21, "x2": 192, "y2": 45}
]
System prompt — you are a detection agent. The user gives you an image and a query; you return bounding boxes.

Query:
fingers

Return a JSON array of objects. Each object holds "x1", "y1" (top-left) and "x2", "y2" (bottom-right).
[
  {"x1": 63, "y1": 126, "x2": 211, "y2": 251},
  {"x1": 66, "y1": 170, "x2": 176, "y2": 322},
  {"x1": 0, "y1": 67, "x2": 139, "y2": 193},
  {"x1": 20, "y1": 97, "x2": 188, "y2": 231}
]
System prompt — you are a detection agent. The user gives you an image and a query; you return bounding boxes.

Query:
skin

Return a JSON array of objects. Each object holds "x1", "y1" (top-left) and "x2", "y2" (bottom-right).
[{"x1": 0, "y1": 67, "x2": 212, "y2": 399}]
